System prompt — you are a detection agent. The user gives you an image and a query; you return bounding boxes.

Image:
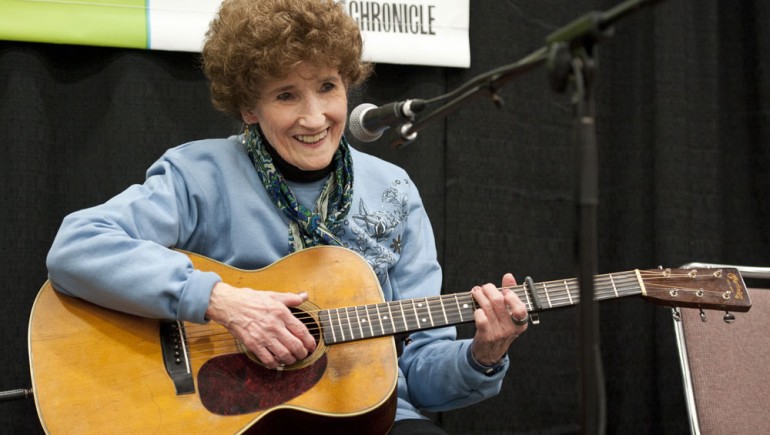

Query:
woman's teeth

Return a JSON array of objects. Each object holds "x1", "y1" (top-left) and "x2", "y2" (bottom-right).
[{"x1": 296, "y1": 131, "x2": 327, "y2": 143}]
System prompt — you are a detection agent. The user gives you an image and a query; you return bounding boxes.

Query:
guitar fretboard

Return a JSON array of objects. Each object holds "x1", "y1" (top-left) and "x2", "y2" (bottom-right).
[{"x1": 320, "y1": 270, "x2": 644, "y2": 344}]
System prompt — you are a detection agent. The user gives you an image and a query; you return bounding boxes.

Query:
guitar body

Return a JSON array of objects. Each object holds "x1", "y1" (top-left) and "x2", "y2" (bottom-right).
[{"x1": 29, "y1": 246, "x2": 398, "y2": 434}]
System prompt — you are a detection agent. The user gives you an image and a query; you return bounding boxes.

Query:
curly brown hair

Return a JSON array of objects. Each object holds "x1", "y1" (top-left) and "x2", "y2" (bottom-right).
[{"x1": 202, "y1": 0, "x2": 373, "y2": 120}]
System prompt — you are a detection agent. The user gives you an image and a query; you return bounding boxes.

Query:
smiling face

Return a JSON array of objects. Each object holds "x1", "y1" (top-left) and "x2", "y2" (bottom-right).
[{"x1": 241, "y1": 63, "x2": 348, "y2": 171}]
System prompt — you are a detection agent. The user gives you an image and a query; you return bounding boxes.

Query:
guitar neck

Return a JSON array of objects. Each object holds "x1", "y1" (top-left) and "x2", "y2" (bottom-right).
[{"x1": 320, "y1": 270, "x2": 644, "y2": 344}]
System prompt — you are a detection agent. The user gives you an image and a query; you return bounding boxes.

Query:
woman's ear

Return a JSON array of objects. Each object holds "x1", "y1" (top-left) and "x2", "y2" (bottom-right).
[{"x1": 241, "y1": 110, "x2": 259, "y2": 125}]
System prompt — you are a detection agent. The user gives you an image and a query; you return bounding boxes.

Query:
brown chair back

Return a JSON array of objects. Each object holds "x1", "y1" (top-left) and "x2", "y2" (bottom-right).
[{"x1": 674, "y1": 264, "x2": 770, "y2": 434}]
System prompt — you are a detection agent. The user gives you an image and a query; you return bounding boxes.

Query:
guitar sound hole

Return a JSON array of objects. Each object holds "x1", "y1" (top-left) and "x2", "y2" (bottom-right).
[{"x1": 236, "y1": 302, "x2": 327, "y2": 370}]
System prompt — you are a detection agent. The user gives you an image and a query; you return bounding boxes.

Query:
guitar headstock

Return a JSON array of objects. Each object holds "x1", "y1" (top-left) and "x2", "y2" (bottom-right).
[{"x1": 639, "y1": 268, "x2": 752, "y2": 313}]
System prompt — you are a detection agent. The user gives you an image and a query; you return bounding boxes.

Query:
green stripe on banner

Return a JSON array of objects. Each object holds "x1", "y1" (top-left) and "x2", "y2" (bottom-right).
[{"x1": 0, "y1": 0, "x2": 148, "y2": 49}]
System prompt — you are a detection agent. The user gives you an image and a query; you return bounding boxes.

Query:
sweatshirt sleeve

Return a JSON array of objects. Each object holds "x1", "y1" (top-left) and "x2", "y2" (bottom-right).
[
  {"x1": 392, "y1": 179, "x2": 508, "y2": 412},
  {"x1": 46, "y1": 155, "x2": 220, "y2": 323}
]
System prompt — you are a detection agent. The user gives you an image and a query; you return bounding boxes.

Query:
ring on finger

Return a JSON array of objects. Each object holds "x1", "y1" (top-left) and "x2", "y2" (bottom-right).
[{"x1": 511, "y1": 313, "x2": 529, "y2": 326}]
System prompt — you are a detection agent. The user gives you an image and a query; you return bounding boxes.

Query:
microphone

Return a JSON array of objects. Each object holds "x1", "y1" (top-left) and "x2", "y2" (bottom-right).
[{"x1": 348, "y1": 99, "x2": 426, "y2": 142}]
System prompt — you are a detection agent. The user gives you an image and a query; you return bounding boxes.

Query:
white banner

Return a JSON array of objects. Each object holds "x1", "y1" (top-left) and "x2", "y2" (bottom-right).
[
  {"x1": 1, "y1": 0, "x2": 469, "y2": 67},
  {"x1": 148, "y1": 0, "x2": 470, "y2": 67},
  {"x1": 148, "y1": 0, "x2": 223, "y2": 53},
  {"x1": 343, "y1": 0, "x2": 471, "y2": 68}
]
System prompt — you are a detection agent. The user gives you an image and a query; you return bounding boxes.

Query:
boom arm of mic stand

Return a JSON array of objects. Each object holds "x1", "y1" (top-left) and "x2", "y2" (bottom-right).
[
  {"x1": 392, "y1": 47, "x2": 548, "y2": 148},
  {"x1": 398, "y1": 0, "x2": 664, "y2": 146}
]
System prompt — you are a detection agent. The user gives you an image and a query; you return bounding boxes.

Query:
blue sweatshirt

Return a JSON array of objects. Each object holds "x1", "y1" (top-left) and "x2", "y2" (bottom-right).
[{"x1": 47, "y1": 136, "x2": 509, "y2": 421}]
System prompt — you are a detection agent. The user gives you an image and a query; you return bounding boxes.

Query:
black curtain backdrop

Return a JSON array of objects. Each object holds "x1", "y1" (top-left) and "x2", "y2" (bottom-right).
[{"x1": 2, "y1": 1, "x2": 768, "y2": 434}]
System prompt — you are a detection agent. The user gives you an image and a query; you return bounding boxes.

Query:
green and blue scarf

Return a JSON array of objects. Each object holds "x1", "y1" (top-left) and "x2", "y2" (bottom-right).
[{"x1": 244, "y1": 126, "x2": 354, "y2": 252}]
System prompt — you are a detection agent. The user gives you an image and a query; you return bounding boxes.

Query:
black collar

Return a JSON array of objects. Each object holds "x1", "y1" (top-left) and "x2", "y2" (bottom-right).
[{"x1": 263, "y1": 140, "x2": 333, "y2": 183}]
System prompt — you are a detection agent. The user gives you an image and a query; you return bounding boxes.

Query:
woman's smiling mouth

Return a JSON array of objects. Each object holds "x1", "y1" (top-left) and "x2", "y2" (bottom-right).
[{"x1": 295, "y1": 129, "x2": 328, "y2": 144}]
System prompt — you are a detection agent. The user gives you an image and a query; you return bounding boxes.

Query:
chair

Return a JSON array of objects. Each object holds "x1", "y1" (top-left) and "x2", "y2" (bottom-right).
[{"x1": 673, "y1": 263, "x2": 770, "y2": 434}]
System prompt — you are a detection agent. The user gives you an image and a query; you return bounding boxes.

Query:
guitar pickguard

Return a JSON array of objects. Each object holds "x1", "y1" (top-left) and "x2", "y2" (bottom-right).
[{"x1": 197, "y1": 353, "x2": 327, "y2": 415}]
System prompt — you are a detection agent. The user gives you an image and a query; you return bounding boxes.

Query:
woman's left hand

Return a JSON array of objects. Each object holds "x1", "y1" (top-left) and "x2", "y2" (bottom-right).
[{"x1": 470, "y1": 273, "x2": 528, "y2": 366}]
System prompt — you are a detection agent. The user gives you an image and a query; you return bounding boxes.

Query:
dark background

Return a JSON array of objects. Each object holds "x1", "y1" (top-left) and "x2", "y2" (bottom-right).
[{"x1": 2, "y1": 1, "x2": 768, "y2": 433}]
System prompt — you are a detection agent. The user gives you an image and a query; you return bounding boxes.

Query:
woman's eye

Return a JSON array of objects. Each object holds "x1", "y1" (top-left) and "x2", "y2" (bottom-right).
[
  {"x1": 321, "y1": 82, "x2": 336, "y2": 92},
  {"x1": 276, "y1": 92, "x2": 293, "y2": 101}
]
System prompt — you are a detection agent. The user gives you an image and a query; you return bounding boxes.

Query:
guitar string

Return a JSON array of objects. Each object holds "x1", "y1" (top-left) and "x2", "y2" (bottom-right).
[
  {"x1": 184, "y1": 325, "x2": 240, "y2": 358},
  {"x1": 289, "y1": 273, "x2": 651, "y2": 323},
  {"x1": 256, "y1": 283, "x2": 708, "y2": 336},
  {"x1": 294, "y1": 274, "x2": 727, "y2": 338},
  {"x1": 181, "y1": 270, "x2": 701, "y2": 338},
  {"x1": 194, "y1": 273, "x2": 718, "y2": 338},
  {"x1": 180, "y1": 271, "x2": 729, "y2": 358}
]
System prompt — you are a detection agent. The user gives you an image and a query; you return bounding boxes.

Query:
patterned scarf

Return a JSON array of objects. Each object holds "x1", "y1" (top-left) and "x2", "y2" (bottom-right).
[{"x1": 244, "y1": 125, "x2": 354, "y2": 252}]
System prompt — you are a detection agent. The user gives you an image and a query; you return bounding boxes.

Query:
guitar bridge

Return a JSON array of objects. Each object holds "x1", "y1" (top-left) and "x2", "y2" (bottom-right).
[{"x1": 159, "y1": 321, "x2": 195, "y2": 395}]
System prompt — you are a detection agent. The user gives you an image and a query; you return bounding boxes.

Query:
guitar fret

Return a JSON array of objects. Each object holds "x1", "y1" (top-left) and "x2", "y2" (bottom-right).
[
  {"x1": 318, "y1": 311, "x2": 329, "y2": 342},
  {"x1": 412, "y1": 300, "x2": 424, "y2": 329},
  {"x1": 453, "y1": 294, "x2": 464, "y2": 322},
  {"x1": 386, "y1": 303, "x2": 397, "y2": 333},
  {"x1": 398, "y1": 300, "x2": 409, "y2": 332},
  {"x1": 428, "y1": 300, "x2": 440, "y2": 326},
  {"x1": 325, "y1": 309, "x2": 334, "y2": 342},
  {"x1": 328, "y1": 309, "x2": 340, "y2": 343},
  {"x1": 610, "y1": 273, "x2": 619, "y2": 298},
  {"x1": 523, "y1": 286, "x2": 533, "y2": 311},
  {"x1": 565, "y1": 280, "x2": 573, "y2": 305},
  {"x1": 354, "y1": 306, "x2": 365, "y2": 339},
  {"x1": 439, "y1": 297, "x2": 449, "y2": 325},
  {"x1": 345, "y1": 307, "x2": 355, "y2": 340},
  {"x1": 374, "y1": 304, "x2": 385, "y2": 335},
  {"x1": 543, "y1": 283, "x2": 553, "y2": 307},
  {"x1": 335, "y1": 308, "x2": 346, "y2": 342},
  {"x1": 365, "y1": 304, "x2": 374, "y2": 337}
]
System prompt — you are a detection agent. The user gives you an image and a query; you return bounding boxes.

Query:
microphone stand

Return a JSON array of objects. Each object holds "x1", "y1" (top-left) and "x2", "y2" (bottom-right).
[
  {"x1": 546, "y1": 13, "x2": 612, "y2": 435},
  {"x1": 390, "y1": 1, "x2": 666, "y2": 433}
]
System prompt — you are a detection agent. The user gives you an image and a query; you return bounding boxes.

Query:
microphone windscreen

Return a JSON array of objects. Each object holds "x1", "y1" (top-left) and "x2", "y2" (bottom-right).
[{"x1": 348, "y1": 103, "x2": 381, "y2": 142}]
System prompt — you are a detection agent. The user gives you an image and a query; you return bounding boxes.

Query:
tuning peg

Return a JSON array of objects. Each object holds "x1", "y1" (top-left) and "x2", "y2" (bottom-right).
[
  {"x1": 723, "y1": 312, "x2": 736, "y2": 324},
  {"x1": 699, "y1": 309, "x2": 707, "y2": 322}
]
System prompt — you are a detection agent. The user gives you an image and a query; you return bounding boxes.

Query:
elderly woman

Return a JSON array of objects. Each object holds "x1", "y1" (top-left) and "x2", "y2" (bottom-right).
[{"x1": 46, "y1": 0, "x2": 528, "y2": 433}]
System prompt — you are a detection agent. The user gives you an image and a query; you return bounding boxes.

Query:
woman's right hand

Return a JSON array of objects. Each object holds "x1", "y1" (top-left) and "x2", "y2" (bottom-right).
[{"x1": 205, "y1": 281, "x2": 317, "y2": 369}]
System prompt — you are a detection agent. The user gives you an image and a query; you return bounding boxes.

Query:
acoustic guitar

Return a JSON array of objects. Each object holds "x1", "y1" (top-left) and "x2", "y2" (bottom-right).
[{"x1": 28, "y1": 246, "x2": 751, "y2": 434}]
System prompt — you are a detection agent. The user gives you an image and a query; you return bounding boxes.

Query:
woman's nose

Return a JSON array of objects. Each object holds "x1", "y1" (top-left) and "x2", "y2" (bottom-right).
[{"x1": 298, "y1": 96, "x2": 326, "y2": 129}]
